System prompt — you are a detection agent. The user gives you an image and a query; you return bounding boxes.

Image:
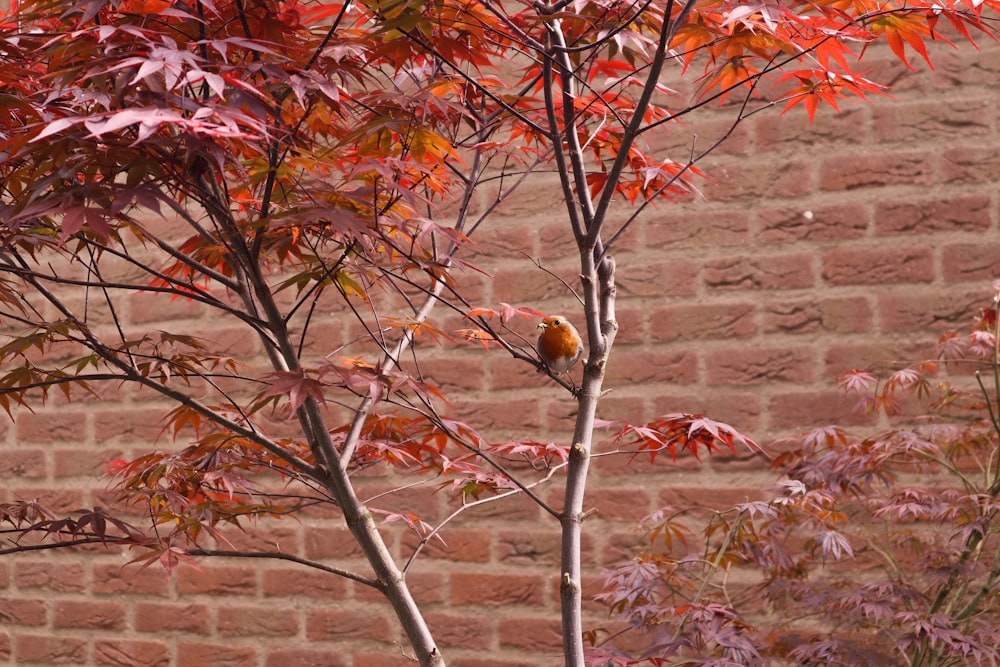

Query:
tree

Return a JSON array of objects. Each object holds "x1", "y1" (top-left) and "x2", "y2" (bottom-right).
[
  {"x1": 0, "y1": 0, "x2": 997, "y2": 665},
  {"x1": 595, "y1": 286, "x2": 1000, "y2": 666}
]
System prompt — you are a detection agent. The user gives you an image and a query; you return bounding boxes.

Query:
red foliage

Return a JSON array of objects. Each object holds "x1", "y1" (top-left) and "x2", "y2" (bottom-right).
[
  {"x1": 593, "y1": 289, "x2": 1000, "y2": 666},
  {"x1": 0, "y1": 0, "x2": 998, "y2": 662}
]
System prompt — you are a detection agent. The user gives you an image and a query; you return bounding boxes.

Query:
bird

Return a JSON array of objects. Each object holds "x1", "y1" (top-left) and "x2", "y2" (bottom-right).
[{"x1": 536, "y1": 315, "x2": 583, "y2": 373}]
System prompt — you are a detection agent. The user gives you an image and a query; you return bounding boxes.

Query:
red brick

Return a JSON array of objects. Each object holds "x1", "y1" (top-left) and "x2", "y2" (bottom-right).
[
  {"x1": 617, "y1": 259, "x2": 699, "y2": 297},
  {"x1": 543, "y1": 387, "x2": 585, "y2": 420},
  {"x1": 865, "y1": 46, "x2": 931, "y2": 85},
  {"x1": 426, "y1": 611, "x2": 492, "y2": 650},
  {"x1": 603, "y1": 527, "x2": 655, "y2": 564},
  {"x1": 95, "y1": 639, "x2": 169, "y2": 667},
  {"x1": 535, "y1": 221, "x2": 578, "y2": 261},
  {"x1": 757, "y1": 203, "x2": 868, "y2": 243},
  {"x1": 496, "y1": 530, "x2": 595, "y2": 566},
  {"x1": 819, "y1": 151, "x2": 933, "y2": 190},
  {"x1": 412, "y1": 356, "x2": 486, "y2": 392},
  {"x1": 645, "y1": 209, "x2": 750, "y2": 249},
  {"x1": 491, "y1": 266, "x2": 578, "y2": 303},
  {"x1": 92, "y1": 407, "x2": 168, "y2": 443},
  {"x1": 452, "y1": 398, "x2": 542, "y2": 434},
  {"x1": 53, "y1": 600, "x2": 125, "y2": 630},
  {"x1": 873, "y1": 98, "x2": 992, "y2": 142},
  {"x1": 51, "y1": 446, "x2": 123, "y2": 478},
  {"x1": 447, "y1": 491, "x2": 541, "y2": 526},
  {"x1": 659, "y1": 485, "x2": 768, "y2": 510},
  {"x1": 927, "y1": 46, "x2": 1000, "y2": 88},
  {"x1": 605, "y1": 348, "x2": 698, "y2": 386},
  {"x1": 763, "y1": 297, "x2": 873, "y2": 335},
  {"x1": 449, "y1": 659, "x2": 532, "y2": 667},
  {"x1": 15, "y1": 410, "x2": 87, "y2": 445},
  {"x1": 355, "y1": 481, "x2": 443, "y2": 522},
  {"x1": 368, "y1": 571, "x2": 443, "y2": 606},
  {"x1": 175, "y1": 564, "x2": 257, "y2": 596},
  {"x1": 650, "y1": 303, "x2": 755, "y2": 343},
  {"x1": 822, "y1": 246, "x2": 934, "y2": 286},
  {"x1": 706, "y1": 347, "x2": 814, "y2": 385},
  {"x1": 295, "y1": 320, "x2": 352, "y2": 358},
  {"x1": 216, "y1": 525, "x2": 299, "y2": 554},
  {"x1": 177, "y1": 642, "x2": 257, "y2": 667},
  {"x1": 874, "y1": 195, "x2": 990, "y2": 235},
  {"x1": 401, "y1": 528, "x2": 491, "y2": 563},
  {"x1": 612, "y1": 307, "x2": 645, "y2": 345},
  {"x1": 942, "y1": 243, "x2": 1000, "y2": 284},
  {"x1": 188, "y1": 326, "x2": 258, "y2": 358},
  {"x1": 262, "y1": 566, "x2": 348, "y2": 599},
  {"x1": 647, "y1": 113, "x2": 751, "y2": 156},
  {"x1": 92, "y1": 562, "x2": 170, "y2": 596},
  {"x1": 594, "y1": 394, "x2": 648, "y2": 426},
  {"x1": 450, "y1": 572, "x2": 546, "y2": 607},
  {"x1": 15, "y1": 634, "x2": 87, "y2": 664},
  {"x1": 586, "y1": 487, "x2": 654, "y2": 521},
  {"x1": 824, "y1": 342, "x2": 935, "y2": 381},
  {"x1": 352, "y1": 652, "x2": 421, "y2": 667},
  {"x1": 755, "y1": 105, "x2": 869, "y2": 151},
  {"x1": 306, "y1": 608, "x2": 393, "y2": 641},
  {"x1": 942, "y1": 144, "x2": 1000, "y2": 184},
  {"x1": 218, "y1": 604, "x2": 299, "y2": 637},
  {"x1": 767, "y1": 391, "x2": 876, "y2": 431},
  {"x1": 0, "y1": 598, "x2": 46, "y2": 626},
  {"x1": 704, "y1": 253, "x2": 813, "y2": 291},
  {"x1": 602, "y1": 217, "x2": 647, "y2": 257},
  {"x1": 486, "y1": 173, "x2": 564, "y2": 221},
  {"x1": 0, "y1": 448, "x2": 45, "y2": 478},
  {"x1": 495, "y1": 529, "x2": 561, "y2": 567},
  {"x1": 0, "y1": 632, "x2": 8, "y2": 661},
  {"x1": 303, "y1": 526, "x2": 365, "y2": 560},
  {"x1": 265, "y1": 649, "x2": 349, "y2": 667},
  {"x1": 497, "y1": 616, "x2": 563, "y2": 652},
  {"x1": 489, "y1": 355, "x2": 548, "y2": 391},
  {"x1": 878, "y1": 289, "x2": 987, "y2": 334},
  {"x1": 135, "y1": 602, "x2": 210, "y2": 633},
  {"x1": 129, "y1": 292, "x2": 204, "y2": 324},
  {"x1": 16, "y1": 560, "x2": 85, "y2": 592},
  {"x1": 704, "y1": 158, "x2": 813, "y2": 201}
]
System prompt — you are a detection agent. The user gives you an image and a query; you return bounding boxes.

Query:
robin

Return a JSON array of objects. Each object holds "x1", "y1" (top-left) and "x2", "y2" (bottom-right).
[{"x1": 536, "y1": 315, "x2": 584, "y2": 373}]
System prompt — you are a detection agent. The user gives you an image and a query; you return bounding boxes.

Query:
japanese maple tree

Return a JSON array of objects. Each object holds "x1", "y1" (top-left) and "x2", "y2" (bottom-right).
[
  {"x1": 594, "y1": 290, "x2": 1000, "y2": 666},
  {"x1": 0, "y1": 0, "x2": 997, "y2": 664}
]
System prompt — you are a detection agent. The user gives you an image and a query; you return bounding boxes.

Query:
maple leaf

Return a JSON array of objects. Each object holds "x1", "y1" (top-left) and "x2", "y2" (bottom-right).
[{"x1": 260, "y1": 370, "x2": 326, "y2": 412}]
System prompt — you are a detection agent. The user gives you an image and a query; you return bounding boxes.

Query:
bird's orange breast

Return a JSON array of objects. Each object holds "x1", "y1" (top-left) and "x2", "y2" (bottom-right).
[{"x1": 540, "y1": 325, "x2": 580, "y2": 358}]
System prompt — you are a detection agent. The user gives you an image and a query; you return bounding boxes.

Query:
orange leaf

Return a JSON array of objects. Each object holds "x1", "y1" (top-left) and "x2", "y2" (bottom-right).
[{"x1": 118, "y1": 0, "x2": 173, "y2": 14}]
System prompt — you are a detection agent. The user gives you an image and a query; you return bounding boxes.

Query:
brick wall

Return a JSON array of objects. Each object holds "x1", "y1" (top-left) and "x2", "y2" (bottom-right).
[{"x1": 2, "y1": 41, "x2": 1000, "y2": 667}]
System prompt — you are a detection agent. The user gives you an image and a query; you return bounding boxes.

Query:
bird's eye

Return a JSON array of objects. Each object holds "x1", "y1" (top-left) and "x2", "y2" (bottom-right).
[{"x1": 553, "y1": 319, "x2": 561, "y2": 325}]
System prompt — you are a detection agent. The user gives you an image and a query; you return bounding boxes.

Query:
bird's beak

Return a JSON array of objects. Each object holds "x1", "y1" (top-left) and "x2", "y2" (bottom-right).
[{"x1": 537, "y1": 322, "x2": 547, "y2": 330}]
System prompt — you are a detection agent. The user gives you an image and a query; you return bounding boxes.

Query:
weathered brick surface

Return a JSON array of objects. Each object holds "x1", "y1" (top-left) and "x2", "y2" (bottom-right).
[
  {"x1": 14, "y1": 634, "x2": 87, "y2": 664},
  {"x1": 822, "y1": 245, "x2": 935, "y2": 286},
  {"x1": 264, "y1": 648, "x2": 349, "y2": 667},
  {"x1": 217, "y1": 604, "x2": 299, "y2": 637},
  {"x1": 135, "y1": 602, "x2": 211, "y2": 634},
  {"x1": 53, "y1": 600, "x2": 125, "y2": 630},
  {"x1": 94, "y1": 639, "x2": 169, "y2": 667},
  {"x1": 449, "y1": 572, "x2": 547, "y2": 607},
  {"x1": 3, "y1": 36, "x2": 1000, "y2": 667},
  {"x1": 305, "y1": 608, "x2": 393, "y2": 642},
  {"x1": 176, "y1": 642, "x2": 257, "y2": 667}
]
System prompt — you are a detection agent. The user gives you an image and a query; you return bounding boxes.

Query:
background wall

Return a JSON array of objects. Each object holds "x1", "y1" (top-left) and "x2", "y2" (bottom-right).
[{"x1": 2, "y1": 38, "x2": 999, "y2": 667}]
